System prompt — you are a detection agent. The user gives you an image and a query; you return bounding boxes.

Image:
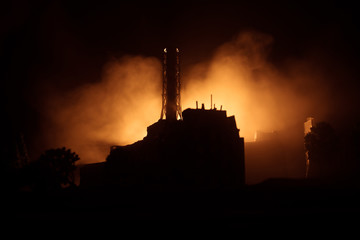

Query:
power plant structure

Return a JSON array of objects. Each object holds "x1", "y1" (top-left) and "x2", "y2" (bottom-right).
[{"x1": 81, "y1": 48, "x2": 245, "y2": 190}]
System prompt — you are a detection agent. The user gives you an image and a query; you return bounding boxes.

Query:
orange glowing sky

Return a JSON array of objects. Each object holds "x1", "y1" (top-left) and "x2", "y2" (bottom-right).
[{"x1": 39, "y1": 32, "x2": 333, "y2": 164}]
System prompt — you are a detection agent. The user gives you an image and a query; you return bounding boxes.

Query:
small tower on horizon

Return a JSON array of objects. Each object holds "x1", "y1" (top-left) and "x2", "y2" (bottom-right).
[
  {"x1": 304, "y1": 117, "x2": 315, "y2": 178},
  {"x1": 160, "y1": 47, "x2": 183, "y2": 121}
]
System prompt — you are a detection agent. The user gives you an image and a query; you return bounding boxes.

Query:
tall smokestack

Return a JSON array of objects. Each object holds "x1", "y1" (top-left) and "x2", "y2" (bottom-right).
[{"x1": 160, "y1": 47, "x2": 183, "y2": 121}]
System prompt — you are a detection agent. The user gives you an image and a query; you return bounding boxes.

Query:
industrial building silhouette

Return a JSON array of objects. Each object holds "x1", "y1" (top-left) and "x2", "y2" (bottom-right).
[
  {"x1": 81, "y1": 48, "x2": 245, "y2": 190},
  {"x1": 105, "y1": 106, "x2": 245, "y2": 189}
]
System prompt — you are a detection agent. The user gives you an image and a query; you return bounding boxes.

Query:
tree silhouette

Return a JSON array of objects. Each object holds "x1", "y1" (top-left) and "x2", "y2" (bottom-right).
[
  {"x1": 305, "y1": 122, "x2": 339, "y2": 178},
  {"x1": 30, "y1": 147, "x2": 79, "y2": 191}
]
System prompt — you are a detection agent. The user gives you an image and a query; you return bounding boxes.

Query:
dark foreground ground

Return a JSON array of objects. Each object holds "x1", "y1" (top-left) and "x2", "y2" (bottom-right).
[{"x1": 4, "y1": 179, "x2": 360, "y2": 230}]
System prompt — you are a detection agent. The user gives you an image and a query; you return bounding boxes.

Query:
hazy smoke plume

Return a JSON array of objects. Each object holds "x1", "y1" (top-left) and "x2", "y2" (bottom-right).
[
  {"x1": 182, "y1": 31, "x2": 332, "y2": 139},
  {"x1": 40, "y1": 56, "x2": 162, "y2": 163},
  {"x1": 39, "y1": 31, "x2": 334, "y2": 164}
]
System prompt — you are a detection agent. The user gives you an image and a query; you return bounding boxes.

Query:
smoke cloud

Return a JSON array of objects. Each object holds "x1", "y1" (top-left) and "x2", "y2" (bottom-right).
[
  {"x1": 38, "y1": 31, "x2": 337, "y2": 164},
  {"x1": 182, "y1": 31, "x2": 333, "y2": 139},
  {"x1": 39, "y1": 56, "x2": 162, "y2": 163}
]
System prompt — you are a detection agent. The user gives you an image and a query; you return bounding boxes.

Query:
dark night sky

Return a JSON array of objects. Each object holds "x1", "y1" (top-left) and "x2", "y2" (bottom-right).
[{"x1": 2, "y1": 0, "x2": 360, "y2": 158}]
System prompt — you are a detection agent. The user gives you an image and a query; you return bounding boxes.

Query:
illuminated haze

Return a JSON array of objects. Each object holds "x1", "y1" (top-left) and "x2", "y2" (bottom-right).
[
  {"x1": 182, "y1": 32, "x2": 332, "y2": 139},
  {"x1": 40, "y1": 56, "x2": 162, "y2": 163},
  {"x1": 39, "y1": 31, "x2": 334, "y2": 164}
]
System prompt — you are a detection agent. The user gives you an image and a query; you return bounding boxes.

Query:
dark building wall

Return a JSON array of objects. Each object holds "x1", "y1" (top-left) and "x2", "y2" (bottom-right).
[
  {"x1": 79, "y1": 162, "x2": 106, "y2": 187},
  {"x1": 245, "y1": 127, "x2": 306, "y2": 185},
  {"x1": 105, "y1": 108, "x2": 245, "y2": 190},
  {"x1": 81, "y1": 115, "x2": 307, "y2": 188}
]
